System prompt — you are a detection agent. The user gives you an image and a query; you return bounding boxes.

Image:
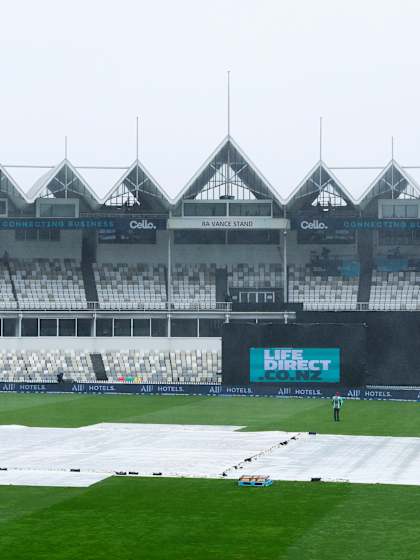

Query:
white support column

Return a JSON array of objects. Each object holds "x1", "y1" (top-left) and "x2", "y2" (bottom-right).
[
  {"x1": 283, "y1": 230, "x2": 288, "y2": 303},
  {"x1": 167, "y1": 230, "x2": 172, "y2": 337}
]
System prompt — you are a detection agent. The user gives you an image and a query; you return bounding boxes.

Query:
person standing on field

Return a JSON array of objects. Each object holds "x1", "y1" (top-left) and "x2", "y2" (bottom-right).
[{"x1": 332, "y1": 392, "x2": 343, "y2": 421}]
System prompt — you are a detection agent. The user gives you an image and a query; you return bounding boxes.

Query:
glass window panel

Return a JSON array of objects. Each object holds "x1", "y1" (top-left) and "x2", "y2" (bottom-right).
[
  {"x1": 22, "y1": 318, "x2": 38, "y2": 337},
  {"x1": 382, "y1": 205, "x2": 394, "y2": 218},
  {"x1": 394, "y1": 205, "x2": 406, "y2": 218},
  {"x1": 151, "y1": 318, "x2": 167, "y2": 337},
  {"x1": 40, "y1": 319, "x2": 57, "y2": 336},
  {"x1": 114, "y1": 319, "x2": 131, "y2": 336},
  {"x1": 77, "y1": 318, "x2": 92, "y2": 337},
  {"x1": 183, "y1": 202, "x2": 226, "y2": 216},
  {"x1": 133, "y1": 319, "x2": 150, "y2": 336},
  {"x1": 229, "y1": 203, "x2": 271, "y2": 216},
  {"x1": 171, "y1": 319, "x2": 197, "y2": 337},
  {"x1": 96, "y1": 318, "x2": 113, "y2": 337},
  {"x1": 406, "y1": 205, "x2": 418, "y2": 218},
  {"x1": 59, "y1": 319, "x2": 76, "y2": 336},
  {"x1": 3, "y1": 318, "x2": 16, "y2": 337}
]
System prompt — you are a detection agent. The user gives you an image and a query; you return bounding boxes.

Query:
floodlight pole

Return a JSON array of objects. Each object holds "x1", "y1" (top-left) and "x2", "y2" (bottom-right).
[
  {"x1": 64, "y1": 136, "x2": 68, "y2": 199},
  {"x1": 227, "y1": 70, "x2": 231, "y2": 138},
  {"x1": 167, "y1": 230, "x2": 172, "y2": 336},
  {"x1": 227, "y1": 70, "x2": 231, "y2": 198},
  {"x1": 319, "y1": 117, "x2": 323, "y2": 189},
  {"x1": 391, "y1": 136, "x2": 394, "y2": 199},
  {"x1": 283, "y1": 230, "x2": 288, "y2": 303},
  {"x1": 136, "y1": 117, "x2": 140, "y2": 191},
  {"x1": 319, "y1": 117, "x2": 323, "y2": 162}
]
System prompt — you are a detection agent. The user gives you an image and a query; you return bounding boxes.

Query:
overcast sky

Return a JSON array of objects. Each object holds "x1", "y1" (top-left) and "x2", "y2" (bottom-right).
[{"x1": 1, "y1": 0, "x2": 420, "y2": 199}]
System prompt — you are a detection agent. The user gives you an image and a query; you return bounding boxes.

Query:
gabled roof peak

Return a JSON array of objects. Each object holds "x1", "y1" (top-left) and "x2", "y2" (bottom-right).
[
  {"x1": 173, "y1": 136, "x2": 284, "y2": 206},
  {"x1": 358, "y1": 160, "x2": 420, "y2": 208}
]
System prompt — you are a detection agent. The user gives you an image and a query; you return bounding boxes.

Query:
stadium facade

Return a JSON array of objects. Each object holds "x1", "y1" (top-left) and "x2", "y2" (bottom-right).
[{"x1": 1, "y1": 135, "x2": 420, "y2": 390}]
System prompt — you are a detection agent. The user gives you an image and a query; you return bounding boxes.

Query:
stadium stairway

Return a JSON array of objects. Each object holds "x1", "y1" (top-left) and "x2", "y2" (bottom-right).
[
  {"x1": 4, "y1": 258, "x2": 19, "y2": 306},
  {"x1": 216, "y1": 266, "x2": 228, "y2": 302},
  {"x1": 90, "y1": 353, "x2": 108, "y2": 381},
  {"x1": 357, "y1": 230, "x2": 373, "y2": 304},
  {"x1": 81, "y1": 260, "x2": 99, "y2": 304}
]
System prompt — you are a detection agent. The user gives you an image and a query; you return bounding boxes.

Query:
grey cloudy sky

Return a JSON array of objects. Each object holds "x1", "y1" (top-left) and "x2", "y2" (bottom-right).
[{"x1": 1, "y1": 0, "x2": 420, "y2": 199}]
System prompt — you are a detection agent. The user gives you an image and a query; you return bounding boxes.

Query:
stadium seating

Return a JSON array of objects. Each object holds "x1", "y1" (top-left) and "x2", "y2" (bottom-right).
[
  {"x1": 227, "y1": 263, "x2": 282, "y2": 289},
  {"x1": 102, "y1": 349, "x2": 221, "y2": 384},
  {"x1": 369, "y1": 270, "x2": 420, "y2": 311},
  {"x1": 9, "y1": 259, "x2": 87, "y2": 310},
  {"x1": 0, "y1": 350, "x2": 94, "y2": 382},
  {"x1": 0, "y1": 262, "x2": 18, "y2": 309},
  {"x1": 288, "y1": 264, "x2": 359, "y2": 310},
  {"x1": 171, "y1": 264, "x2": 216, "y2": 310},
  {"x1": 0, "y1": 349, "x2": 222, "y2": 384},
  {"x1": 93, "y1": 263, "x2": 167, "y2": 309}
]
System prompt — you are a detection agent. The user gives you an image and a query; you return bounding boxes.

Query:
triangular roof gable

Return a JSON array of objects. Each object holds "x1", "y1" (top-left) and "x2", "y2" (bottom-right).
[
  {"x1": 173, "y1": 136, "x2": 284, "y2": 206},
  {"x1": 0, "y1": 164, "x2": 30, "y2": 208},
  {"x1": 358, "y1": 160, "x2": 420, "y2": 208},
  {"x1": 27, "y1": 160, "x2": 101, "y2": 208},
  {"x1": 286, "y1": 161, "x2": 357, "y2": 211},
  {"x1": 101, "y1": 159, "x2": 171, "y2": 210}
]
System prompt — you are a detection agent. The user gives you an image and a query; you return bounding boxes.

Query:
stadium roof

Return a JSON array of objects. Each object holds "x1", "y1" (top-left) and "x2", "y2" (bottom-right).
[
  {"x1": 2, "y1": 147, "x2": 420, "y2": 211},
  {"x1": 102, "y1": 160, "x2": 171, "y2": 211},
  {"x1": 358, "y1": 161, "x2": 420, "y2": 209},
  {"x1": 173, "y1": 136, "x2": 284, "y2": 206},
  {"x1": 0, "y1": 164, "x2": 28, "y2": 209},
  {"x1": 286, "y1": 161, "x2": 357, "y2": 211},
  {"x1": 27, "y1": 160, "x2": 100, "y2": 208}
]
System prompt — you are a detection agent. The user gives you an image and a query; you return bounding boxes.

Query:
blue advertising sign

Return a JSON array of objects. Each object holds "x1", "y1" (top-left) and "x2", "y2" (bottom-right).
[
  {"x1": 0, "y1": 217, "x2": 167, "y2": 231},
  {"x1": 249, "y1": 347, "x2": 340, "y2": 383},
  {"x1": 0, "y1": 382, "x2": 418, "y2": 401},
  {"x1": 294, "y1": 215, "x2": 420, "y2": 232}
]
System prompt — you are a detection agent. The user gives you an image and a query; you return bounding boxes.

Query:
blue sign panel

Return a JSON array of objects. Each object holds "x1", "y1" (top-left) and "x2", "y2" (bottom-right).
[
  {"x1": 249, "y1": 347, "x2": 340, "y2": 383},
  {"x1": 0, "y1": 382, "x2": 418, "y2": 401},
  {"x1": 0, "y1": 217, "x2": 167, "y2": 231},
  {"x1": 294, "y1": 215, "x2": 420, "y2": 232}
]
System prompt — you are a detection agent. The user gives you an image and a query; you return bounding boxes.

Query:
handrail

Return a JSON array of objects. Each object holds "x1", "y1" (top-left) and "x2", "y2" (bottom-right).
[{"x1": 0, "y1": 301, "x2": 233, "y2": 313}]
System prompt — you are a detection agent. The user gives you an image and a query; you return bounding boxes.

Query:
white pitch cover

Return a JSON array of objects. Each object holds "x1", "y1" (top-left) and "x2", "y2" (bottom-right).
[{"x1": 1, "y1": 424, "x2": 419, "y2": 487}]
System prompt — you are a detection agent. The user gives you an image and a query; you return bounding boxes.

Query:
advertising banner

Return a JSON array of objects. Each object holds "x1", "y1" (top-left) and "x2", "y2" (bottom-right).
[
  {"x1": 0, "y1": 217, "x2": 167, "y2": 231},
  {"x1": 294, "y1": 215, "x2": 420, "y2": 232},
  {"x1": 0, "y1": 382, "x2": 418, "y2": 401},
  {"x1": 249, "y1": 347, "x2": 340, "y2": 383}
]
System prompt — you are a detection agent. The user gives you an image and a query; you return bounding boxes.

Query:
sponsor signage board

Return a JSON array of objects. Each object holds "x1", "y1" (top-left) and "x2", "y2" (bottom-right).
[
  {"x1": 249, "y1": 347, "x2": 340, "y2": 383},
  {"x1": 0, "y1": 217, "x2": 167, "y2": 231},
  {"x1": 168, "y1": 217, "x2": 289, "y2": 230},
  {"x1": 294, "y1": 216, "x2": 420, "y2": 231},
  {"x1": 0, "y1": 382, "x2": 418, "y2": 401}
]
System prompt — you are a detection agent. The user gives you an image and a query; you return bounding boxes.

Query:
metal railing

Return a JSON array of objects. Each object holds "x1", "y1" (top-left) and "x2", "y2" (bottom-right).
[
  {"x1": 0, "y1": 301, "x2": 233, "y2": 313},
  {"x1": 302, "y1": 301, "x2": 420, "y2": 312}
]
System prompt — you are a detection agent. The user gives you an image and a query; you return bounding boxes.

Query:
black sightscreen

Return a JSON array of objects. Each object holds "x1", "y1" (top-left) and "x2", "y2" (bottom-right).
[{"x1": 222, "y1": 321, "x2": 367, "y2": 388}]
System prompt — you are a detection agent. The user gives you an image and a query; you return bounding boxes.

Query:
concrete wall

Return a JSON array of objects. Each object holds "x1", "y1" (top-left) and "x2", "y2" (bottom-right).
[
  {"x1": 0, "y1": 336, "x2": 221, "y2": 352},
  {"x1": 96, "y1": 230, "x2": 282, "y2": 266},
  {"x1": 0, "y1": 230, "x2": 83, "y2": 259},
  {"x1": 96, "y1": 231, "x2": 169, "y2": 264},
  {"x1": 286, "y1": 231, "x2": 357, "y2": 265}
]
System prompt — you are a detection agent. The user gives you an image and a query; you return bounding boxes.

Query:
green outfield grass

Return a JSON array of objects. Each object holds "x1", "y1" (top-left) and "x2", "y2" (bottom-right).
[
  {"x1": 1, "y1": 393, "x2": 420, "y2": 559},
  {"x1": 0, "y1": 392, "x2": 420, "y2": 436},
  {"x1": 1, "y1": 477, "x2": 419, "y2": 560}
]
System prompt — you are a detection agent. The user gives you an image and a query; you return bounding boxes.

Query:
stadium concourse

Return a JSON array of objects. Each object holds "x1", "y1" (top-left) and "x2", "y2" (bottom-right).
[{"x1": 1, "y1": 136, "x2": 420, "y2": 389}]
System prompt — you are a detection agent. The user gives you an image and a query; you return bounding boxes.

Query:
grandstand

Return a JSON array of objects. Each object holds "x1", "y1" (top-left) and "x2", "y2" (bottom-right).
[{"x1": 1, "y1": 137, "x2": 420, "y2": 386}]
